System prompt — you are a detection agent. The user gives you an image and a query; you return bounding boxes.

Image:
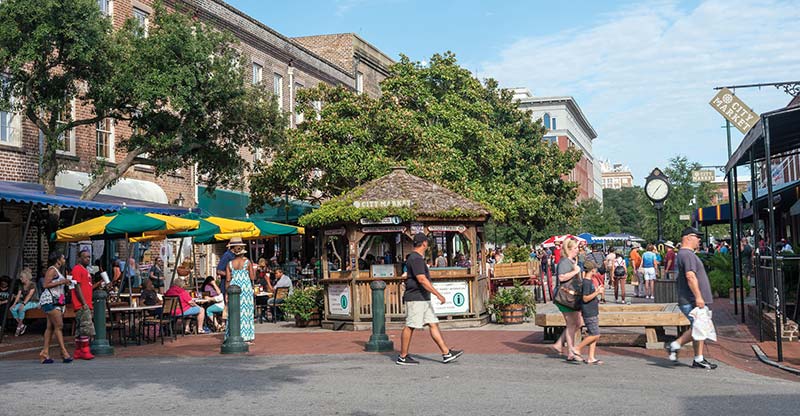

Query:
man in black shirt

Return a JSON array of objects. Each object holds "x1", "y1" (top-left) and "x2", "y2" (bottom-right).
[{"x1": 396, "y1": 233, "x2": 464, "y2": 365}]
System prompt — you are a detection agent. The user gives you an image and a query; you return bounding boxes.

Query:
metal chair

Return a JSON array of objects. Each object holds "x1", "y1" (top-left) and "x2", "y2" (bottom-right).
[
  {"x1": 141, "y1": 297, "x2": 177, "y2": 344},
  {"x1": 269, "y1": 287, "x2": 290, "y2": 323}
]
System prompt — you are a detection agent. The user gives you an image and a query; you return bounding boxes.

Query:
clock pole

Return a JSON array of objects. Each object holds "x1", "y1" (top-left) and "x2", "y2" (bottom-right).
[
  {"x1": 645, "y1": 168, "x2": 671, "y2": 244},
  {"x1": 655, "y1": 202, "x2": 664, "y2": 244}
]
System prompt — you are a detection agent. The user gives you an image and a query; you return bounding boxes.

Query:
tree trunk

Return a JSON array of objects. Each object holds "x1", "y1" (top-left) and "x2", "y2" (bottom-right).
[{"x1": 80, "y1": 147, "x2": 144, "y2": 200}]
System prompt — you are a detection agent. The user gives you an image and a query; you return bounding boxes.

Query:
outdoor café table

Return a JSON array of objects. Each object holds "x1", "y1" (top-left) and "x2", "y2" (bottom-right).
[
  {"x1": 255, "y1": 292, "x2": 273, "y2": 323},
  {"x1": 109, "y1": 304, "x2": 162, "y2": 345}
]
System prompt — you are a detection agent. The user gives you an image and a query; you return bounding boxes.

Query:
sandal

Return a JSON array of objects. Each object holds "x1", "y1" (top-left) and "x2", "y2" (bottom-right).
[
  {"x1": 565, "y1": 356, "x2": 579, "y2": 362},
  {"x1": 585, "y1": 359, "x2": 604, "y2": 365},
  {"x1": 39, "y1": 352, "x2": 54, "y2": 364},
  {"x1": 569, "y1": 350, "x2": 583, "y2": 359}
]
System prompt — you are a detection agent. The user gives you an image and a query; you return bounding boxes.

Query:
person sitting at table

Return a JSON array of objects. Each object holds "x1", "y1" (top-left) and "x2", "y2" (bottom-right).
[
  {"x1": 455, "y1": 253, "x2": 472, "y2": 268},
  {"x1": 165, "y1": 277, "x2": 209, "y2": 334},
  {"x1": 201, "y1": 275, "x2": 225, "y2": 331},
  {"x1": 141, "y1": 279, "x2": 162, "y2": 316},
  {"x1": 266, "y1": 268, "x2": 293, "y2": 321},
  {"x1": 149, "y1": 258, "x2": 165, "y2": 293}
]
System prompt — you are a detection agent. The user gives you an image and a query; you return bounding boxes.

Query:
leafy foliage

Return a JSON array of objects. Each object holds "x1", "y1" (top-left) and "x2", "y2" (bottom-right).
[
  {"x1": 603, "y1": 187, "x2": 647, "y2": 237},
  {"x1": 578, "y1": 198, "x2": 621, "y2": 236},
  {"x1": 250, "y1": 52, "x2": 580, "y2": 231},
  {"x1": 282, "y1": 285, "x2": 323, "y2": 321},
  {"x1": 0, "y1": 0, "x2": 285, "y2": 200},
  {"x1": 502, "y1": 245, "x2": 533, "y2": 263},
  {"x1": 487, "y1": 281, "x2": 536, "y2": 322}
]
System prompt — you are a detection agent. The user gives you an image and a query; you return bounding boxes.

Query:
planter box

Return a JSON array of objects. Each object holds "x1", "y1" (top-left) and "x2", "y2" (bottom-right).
[
  {"x1": 499, "y1": 304, "x2": 525, "y2": 324},
  {"x1": 294, "y1": 309, "x2": 322, "y2": 327}
]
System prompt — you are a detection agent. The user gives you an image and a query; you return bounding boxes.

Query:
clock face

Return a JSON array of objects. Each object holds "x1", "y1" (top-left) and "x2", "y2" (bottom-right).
[{"x1": 645, "y1": 178, "x2": 669, "y2": 201}]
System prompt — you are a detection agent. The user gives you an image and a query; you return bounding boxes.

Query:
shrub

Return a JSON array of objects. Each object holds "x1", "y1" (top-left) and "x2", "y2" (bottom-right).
[
  {"x1": 282, "y1": 285, "x2": 323, "y2": 320},
  {"x1": 487, "y1": 281, "x2": 536, "y2": 322}
]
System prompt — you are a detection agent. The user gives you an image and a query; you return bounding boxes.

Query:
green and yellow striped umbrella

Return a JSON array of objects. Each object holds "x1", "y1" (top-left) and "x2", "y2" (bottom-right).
[
  {"x1": 55, "y1": 209, "x2": 200, "y2": 242},
  {"x1": 201, "y1": 218, "x2": 304, "y2": 243}
]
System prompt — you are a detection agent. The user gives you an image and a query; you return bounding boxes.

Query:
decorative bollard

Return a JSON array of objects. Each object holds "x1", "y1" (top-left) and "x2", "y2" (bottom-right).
[
  {"x1": 221, "y1": 285, "x2": 249, "y2": 354},
  {"x1": 365, "y1": 280, "x2": 394, "y2": 352},
  {"x1": 90, "y1": 289, "x2": 114, "y2": 355}
]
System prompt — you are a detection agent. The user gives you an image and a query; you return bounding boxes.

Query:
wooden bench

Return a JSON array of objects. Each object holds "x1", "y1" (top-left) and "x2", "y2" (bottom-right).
[
  {"x1": 24, "y1": 305, "x2": 77, "y2": 334},
  {"x1": 535, "y1": 303, "x2": 690, "y2": 349}
]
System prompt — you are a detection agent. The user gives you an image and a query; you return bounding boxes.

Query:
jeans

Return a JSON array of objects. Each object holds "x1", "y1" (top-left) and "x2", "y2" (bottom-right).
[
  {"x1": 11, "y1": 302, "x2": 39, "y2": 320},
  {"x1": 206, "y1": 303, "x2": 224, "y2": 318}
]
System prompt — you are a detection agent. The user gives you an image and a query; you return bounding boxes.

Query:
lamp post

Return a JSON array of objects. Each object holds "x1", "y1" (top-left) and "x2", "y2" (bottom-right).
[{"x1": 645, "y1": 168, "x2": 671, "y2": 243}]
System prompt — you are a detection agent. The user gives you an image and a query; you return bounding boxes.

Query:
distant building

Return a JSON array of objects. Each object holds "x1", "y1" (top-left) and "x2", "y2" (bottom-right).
[
  {"x1": 710, "y1": 175, "x2": 751, "y2": 205},
  {"x1": 512, "y1": 88, "x2": 602, "y2": 202},
  {"x1": 599, "y1": 160, "x2": 634, "y2": 189}
]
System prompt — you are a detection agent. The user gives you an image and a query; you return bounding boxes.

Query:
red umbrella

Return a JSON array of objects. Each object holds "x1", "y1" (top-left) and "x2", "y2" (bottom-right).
[{"x1": 541, "y1": 234, "x2": 586, "y2": 247}]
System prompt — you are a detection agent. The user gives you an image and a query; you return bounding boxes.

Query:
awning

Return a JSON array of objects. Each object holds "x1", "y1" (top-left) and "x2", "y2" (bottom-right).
[
  {"x1": 693, "y1": 204, "x2": 731, "y2": 226},
  {"x1": 57, "y1": 170, "x2": 169, "y2": 204},
  {"x1": 726, "y1": 105, "x2": 800, "y2": 173},
  {"x1": 198, "y1": 185, "x2": 316, "y2": 223},
  {"x1": 790, "y1": 199, "x2": 800, "y2": 217},
  {"x1": 0, "y1": 180, "x2": 189, "y2": 215}
]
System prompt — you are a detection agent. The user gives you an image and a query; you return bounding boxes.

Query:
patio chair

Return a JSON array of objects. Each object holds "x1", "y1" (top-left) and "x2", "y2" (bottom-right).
[
  {"x1": 141, "y1": 297, "x2": 177, "y2": 344},
  {"x1": 106, "y1": 302, "x2": 127, "y2": 347},
  {"x1": 269, "y1": 287, "x2": 290, "y2": 323}
]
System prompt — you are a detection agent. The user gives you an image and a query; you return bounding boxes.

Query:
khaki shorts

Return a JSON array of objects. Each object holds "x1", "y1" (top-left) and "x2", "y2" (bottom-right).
[{"x1": 405, "y1": 301, "x2": 439, "y2": 329}]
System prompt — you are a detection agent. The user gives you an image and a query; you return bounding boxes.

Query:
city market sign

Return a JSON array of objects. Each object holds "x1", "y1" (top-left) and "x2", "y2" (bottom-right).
[
  {"x1": 352, "y1": 199, "x2": 412, "y2": 209},
  {"x1": 691, "y1": 169, "x2": 716, "y2": 183},
  {"x1": 428, "y1": 225, "x2": 467, "y2": 233},
  {"x1": 324, "y1": 228, "x2": 347, "y2": 236},
  {"x1": 361, "y1": 226, "x2": 407, "y2": 234},
  {"x1": 709, "y1": 88, "x2": 759, "y2": 134},
  {"x1": 359, "y1": 216, "x2": 402, "y2": 225}
]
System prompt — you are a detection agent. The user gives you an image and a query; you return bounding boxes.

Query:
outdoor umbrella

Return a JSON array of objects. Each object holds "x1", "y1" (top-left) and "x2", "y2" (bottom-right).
[
  {"x1": 131, "y1": 213, "x2": 258, "y2": 242},
  {"x1": 54, "y1": 208, "x2": 200, "y2": 242},
  {"x1": 541, "y1": 234, "x2": 586, "y2": 248},
  {"x1": 204, "y1": 217, "x2": 304, "y2": 243}
]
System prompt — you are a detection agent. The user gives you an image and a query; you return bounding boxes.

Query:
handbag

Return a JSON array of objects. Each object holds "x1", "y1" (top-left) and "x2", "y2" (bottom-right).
[{"x1": 554, "y1": 276, "x2": 582, "y2": 310}]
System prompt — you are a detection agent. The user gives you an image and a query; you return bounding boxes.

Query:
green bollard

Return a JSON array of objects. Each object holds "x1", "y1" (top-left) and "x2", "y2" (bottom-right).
[
  {"x1": 365, "y1": 280, "x2": 394, "y2": 352},
  {"x1": 90, "y1": 289, "x2": 114, "y2": 355},
  {"x1": 221, "y1": 285, "x2": 249, "y2": 354}
]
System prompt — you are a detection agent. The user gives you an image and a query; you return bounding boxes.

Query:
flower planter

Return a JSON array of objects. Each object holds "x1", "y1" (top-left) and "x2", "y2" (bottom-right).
[
  {"x1": 499, "y1": 304, "x2": 525, "y2": 324},
  {"x1": 294, "y1": 308, "x2": 322, "y2": 327}
]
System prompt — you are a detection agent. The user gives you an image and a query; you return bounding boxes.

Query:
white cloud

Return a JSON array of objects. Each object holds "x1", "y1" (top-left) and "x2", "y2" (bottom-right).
[
  {"x1": 334, "y1": 0, "x2": 367, "y2": 16},
  {"x1": 480, "y1": 0, "x2": 800, "y2": 184}
]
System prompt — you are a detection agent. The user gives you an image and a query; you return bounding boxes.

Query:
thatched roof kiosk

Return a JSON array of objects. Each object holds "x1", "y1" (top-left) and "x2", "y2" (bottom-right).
[{"x1": 305, "y1": 166, "x2": 491, "y2": 331}]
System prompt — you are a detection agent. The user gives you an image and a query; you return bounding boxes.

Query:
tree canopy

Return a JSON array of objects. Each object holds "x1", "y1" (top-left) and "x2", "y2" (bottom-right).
[
  {"x1": 250, "y1": 52, "x2": 580, "y2": 231},
  {"x1": 0, "y1": 0, "x2": 285, "y2": 199},
  {"x1": 578, "y1": 198, "x2": 621, "y2": 236}
]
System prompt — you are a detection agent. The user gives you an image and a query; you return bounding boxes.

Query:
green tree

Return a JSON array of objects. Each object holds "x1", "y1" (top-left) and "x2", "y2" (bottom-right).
[
  {"x1": 603, "y1": 186, "x2": 646, "y2": 237},
  {"x1": 578, "y1": 198, "x2": 621, "y2": 236},
  {"x1": 0, "y1": 0, "x2": 285, "y2": 201},
  {"x1": 250, "y1": 53, "x2": 580, "y2": 236}
]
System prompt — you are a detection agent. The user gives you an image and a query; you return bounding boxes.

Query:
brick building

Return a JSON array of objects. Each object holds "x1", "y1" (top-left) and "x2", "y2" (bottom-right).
[
  {"x1": 512, "y1": 88, "x2": 602, "y2": 203},
  {"x1": 599, "y1": 160, "x2": 635, "y2": 189},
  {"x1": 0, "y1": 0, "x2": 393, "y2": 278}
]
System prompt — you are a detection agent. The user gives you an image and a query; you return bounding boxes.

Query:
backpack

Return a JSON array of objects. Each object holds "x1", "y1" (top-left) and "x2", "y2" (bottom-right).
[
  {"x1": 613, "y1": 258, "x2": 627, "y2": 277},
  {"x1": 590, "y1": 252, "x2": 606, "y2": 274}
]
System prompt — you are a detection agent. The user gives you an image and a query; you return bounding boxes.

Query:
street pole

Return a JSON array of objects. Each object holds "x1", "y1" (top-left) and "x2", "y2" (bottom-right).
[
  {"x1": 655, "y1": 203, "x2": 664, "y2": 243},
  {"x1": 726, "y1": 119, "x2": 741, "y2": 316}
]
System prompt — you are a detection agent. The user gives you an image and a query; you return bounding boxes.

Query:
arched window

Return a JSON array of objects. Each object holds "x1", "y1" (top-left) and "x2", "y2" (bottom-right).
[{"x1": 543, "y1": 113, "x2": 551, "y2": 129}]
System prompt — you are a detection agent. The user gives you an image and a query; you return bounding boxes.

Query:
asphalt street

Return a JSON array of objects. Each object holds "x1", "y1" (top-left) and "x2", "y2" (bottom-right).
[{"x1": 1, "y1": 353, "x2": 796, "y2": 416}]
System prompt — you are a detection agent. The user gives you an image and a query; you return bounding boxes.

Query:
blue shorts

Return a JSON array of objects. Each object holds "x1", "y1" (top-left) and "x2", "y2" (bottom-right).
[
  {"x1": 182, "y1": 306, "x2": 202, "y2": 316},
  {"x1": 41, "y1": 303, "x2": 64, "y2": 313}
]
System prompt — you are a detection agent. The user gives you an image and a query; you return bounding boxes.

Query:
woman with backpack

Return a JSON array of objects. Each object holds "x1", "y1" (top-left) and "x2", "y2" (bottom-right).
[
  {"x1": 550, "y1": 239, "x2": 584, "y2": 361},
  {"x1": 611, "y1": 250, "x2": 628, "y2": 304}
]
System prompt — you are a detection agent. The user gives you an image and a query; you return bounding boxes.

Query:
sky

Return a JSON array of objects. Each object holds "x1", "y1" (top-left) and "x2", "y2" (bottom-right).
[{"x1": 227, "y1": 0, "x2": 800, "y2": 184}]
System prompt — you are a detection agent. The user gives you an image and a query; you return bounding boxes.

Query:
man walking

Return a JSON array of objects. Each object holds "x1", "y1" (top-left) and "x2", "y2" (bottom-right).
[
  {"x1": 397, "y1": 233, "x2": 463, "y2": 365},
  {"x1": 665, "y1": 227, "x2": 717, "y2": 369},
  {"x1": 740, "y1": 237, "x2": 753, "y2": 287},
  {"x1": 71, "y1": 249, "x2": 95, "y2": 360}
]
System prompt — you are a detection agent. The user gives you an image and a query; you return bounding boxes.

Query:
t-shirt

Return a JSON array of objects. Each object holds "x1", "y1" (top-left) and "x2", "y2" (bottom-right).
[
  {"x1": 553, "y1": 248, "x2": 562, "y2": 264},
  {"x1": 629, "y1": 249, "x2": 642, "y2": 268},
  {"x1": 165, "y1": 286, "x2": 193, "y2": 315},
  {"x1": 676, "y1": 248, "x2": 714, "y2": 306},
  {"x1": 665, "y1": 250, "x2": 677, "y2": 270},
  {"x1": 741, "y1": 245, "x2": 753, "y2": 267},
  {"x1": 71, "y1": 264, "x2": 93, "y2": 310},
  {"x1": 588, "y1": 252, "x2": 605, "y2": 270},
  {"x1": 274, "y1": 275, "x2": 294, "y2": 295},
  {"x1": 142, "y1": 289, "x2": 159, "y2": 306},
  {"x1": 581, "y1": 279, "x2": 599, "y2": 318},
  {"x1": 217, "y1": 250, "x2": 236, "y2": 272},
  {"x1": 556, "y1": 257, "x2": 575, "y2": 284},
  {"x1": 403, "y1": 252, "x2": 431, "y2": 302},
  {"x1": 642, "y1": 252, "x2": 657, "y2": 268}
]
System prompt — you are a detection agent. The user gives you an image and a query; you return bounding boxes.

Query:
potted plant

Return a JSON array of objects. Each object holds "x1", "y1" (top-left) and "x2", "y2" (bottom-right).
[
  {"x1": 487, "y1": 281, "x2": 536, "y2": 324},
  {"x1": 283, "y1": 285, "x2": 324, "y2": 327}
]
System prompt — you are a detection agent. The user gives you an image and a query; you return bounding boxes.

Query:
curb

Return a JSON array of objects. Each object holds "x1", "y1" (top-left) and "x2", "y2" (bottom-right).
[
  {"x1": 0, "y1": 346, "x2": 41, "y2": 358},
  {"x1": 751, "y1": 344, "x2": 800, "y2": 376}
]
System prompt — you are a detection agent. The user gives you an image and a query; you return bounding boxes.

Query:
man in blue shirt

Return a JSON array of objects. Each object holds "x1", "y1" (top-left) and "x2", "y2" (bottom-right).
[{"x1": 216, "y1": 245, "x2": 236, "y2": 298}]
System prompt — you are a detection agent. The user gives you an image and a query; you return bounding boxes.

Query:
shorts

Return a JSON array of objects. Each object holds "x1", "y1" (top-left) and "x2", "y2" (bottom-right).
[
  {"x1": 556, "y1": 303, "x2": 577, "y2": 313},
  {"x1": 41, "y1": 303, "x2": 64, "y2": 313},
  {"x1": 583, "y1": 315, "x2": 600, "y2": 336},
  {"x1": 405, "y1": 301, "x2": 439, "y2": 329},
  {"x1": 643, "y1": 267, "x2": 657, "y2": 281},
  {"x1": 182, "y1": 306, "x2": 202, "y2": 316}
]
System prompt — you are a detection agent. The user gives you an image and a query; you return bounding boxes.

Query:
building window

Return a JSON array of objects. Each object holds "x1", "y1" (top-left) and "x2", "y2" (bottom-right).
[
  {"x1": 273, "y1": 73, "x2": 283, "y2": 110},
  {"x1": 96, "y1": 118, "x2": 114, "y2": 160},
  {"x1": 56, "y1": 99, "x2": 76, "y2": 154},
  {"x1": 312, "y1": 100, "x2": 322, "y2": 121},
  {"x1": 98, "y1": 0, "x2": 112, "y2": 16},
  {"x1": 356, "y1": 72, "x2": 364, "y2": 94},
  {"x1": 294, "y1": 82, "x2": 304, "y2": 124},
  {"x1": 133, "y1": 7, "x2": 149, "y2": 36},
  {"x1": 543, "y1": 113, "x2": 551, "y2": 129},
  {"x1": 551, "y1": 117, "x2": 557, "y2": 130},
  {"x1": 0, "y1": 76, "x2": 20, "y2": 147},
  {"x1": 252, "y1": 63, "x2": 262, "y2": 85}
]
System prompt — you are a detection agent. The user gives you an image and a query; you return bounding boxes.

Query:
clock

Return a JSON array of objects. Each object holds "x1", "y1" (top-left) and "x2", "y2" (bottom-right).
[{"x1": 644, "y1": 168, "x2": 671, "y2": 203}]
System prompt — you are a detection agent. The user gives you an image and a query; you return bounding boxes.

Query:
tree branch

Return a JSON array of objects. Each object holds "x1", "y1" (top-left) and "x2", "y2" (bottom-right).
[{"x1": 80, "y1": 147, "x2": 146, "y2": 200}]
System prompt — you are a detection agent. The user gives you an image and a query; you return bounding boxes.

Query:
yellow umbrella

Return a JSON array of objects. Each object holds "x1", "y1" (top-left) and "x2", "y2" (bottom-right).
[{"x1": 54, "y1": 208, "x2": 200, "y2": 242}]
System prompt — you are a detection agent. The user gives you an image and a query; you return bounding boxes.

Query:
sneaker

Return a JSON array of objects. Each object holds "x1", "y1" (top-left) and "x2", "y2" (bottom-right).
[
  {"x1": 396, "y1": 355, "x2": 419, "y2": 366},
  {"x1": 19, "y1": 324, "x2": 26, "y2": 335},
  {"x1": 665, "y1": 343, "x2": 679, "y2": 362},
  {"x1": 14, "y1": 325, "x2": 21, "y2": 336},
  {"x1": 692, "y1": 359, "x2": 718, "y2": 370},
  {"x1": 442, "y1": 349, "x2": 464, "y2": 364}
]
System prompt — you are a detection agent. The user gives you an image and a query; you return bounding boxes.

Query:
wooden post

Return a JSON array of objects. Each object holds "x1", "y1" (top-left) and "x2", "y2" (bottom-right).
[
  {"x1": 349, "y1": 226, "x2": 362, "y2": 322},
  {"x1": 321, "y1": 234, "x2": 330, "y2": 321}
]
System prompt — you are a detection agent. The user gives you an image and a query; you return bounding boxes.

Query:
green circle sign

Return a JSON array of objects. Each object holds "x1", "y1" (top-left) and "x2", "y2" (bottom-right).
[
  {"x1": 340, "y1": 295, "x2": 348, "y2": 309},
  {"x1": 453, "y1": 293, "x2": 465, "y2": 307}
]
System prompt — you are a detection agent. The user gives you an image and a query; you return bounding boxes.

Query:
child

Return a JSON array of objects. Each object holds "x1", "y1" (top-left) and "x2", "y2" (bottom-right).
[
  {"x1": 587, "y1": 258, "x2": 606, "y2": 303},
  {"x1": 575, "y1": 261, "x2": 604, "y2": 364}
]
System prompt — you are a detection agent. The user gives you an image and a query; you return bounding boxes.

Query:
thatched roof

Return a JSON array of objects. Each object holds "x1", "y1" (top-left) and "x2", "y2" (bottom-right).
[
  {"x1": 299, "y1": 167, "x2": 490, "y2": 227},
  {"x1": 354, "y1": 167, "x2": 489, "y2": 216}
]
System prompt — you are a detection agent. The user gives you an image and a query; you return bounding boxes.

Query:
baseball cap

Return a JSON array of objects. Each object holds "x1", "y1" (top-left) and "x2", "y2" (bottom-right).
[
  {"x1": 681, "y1": 227, "x2": 704, "y2": 238},
  {"x1": 413, "y1": 233, "x2": 428, "y2": 245}
]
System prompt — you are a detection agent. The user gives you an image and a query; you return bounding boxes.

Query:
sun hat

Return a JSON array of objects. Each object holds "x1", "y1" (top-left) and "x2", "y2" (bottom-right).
[
  {"x1": 227, "y1": 236, "x2": 246, "y2": 247},
  {"x1": 665, "y1": 241, "x2": 675, "y2": 248}
]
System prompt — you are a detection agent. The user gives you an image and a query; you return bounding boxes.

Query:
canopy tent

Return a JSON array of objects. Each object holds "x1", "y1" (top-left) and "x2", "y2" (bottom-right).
[
  {"x1": 197, "y1": 185, "x2": 316, "y2": 224},
  {"x1": 595, "y1": 232, "x2": 645, "y2": 242},
  {"x1": 541, "y1": 234, "x2": 586, "y2": 248},
  {"x1": 577, "y1": 232, "x2": 602, "y2": 245}
]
